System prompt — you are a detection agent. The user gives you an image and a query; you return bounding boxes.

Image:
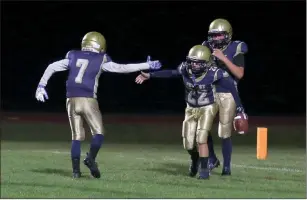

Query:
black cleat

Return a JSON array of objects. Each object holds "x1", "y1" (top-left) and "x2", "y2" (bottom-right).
[
  {"x1": 72, "y1": 171, "x2": 81, "y2": 178},
  {"x1": 221, "y1": 167, "x2": 231, "y2": 176},
  {"x1": 72, "y1": 158, "x2": 81, "y2": 178},
  {"x1": 83, "y1": 153, "x2": 101, "y2": 178},
  {"x1": 209, "y1": 158, "x2": 220, "y2": 171},
  {"x1": 188, "y1": 160, "x2": 199, "y2": 177}
]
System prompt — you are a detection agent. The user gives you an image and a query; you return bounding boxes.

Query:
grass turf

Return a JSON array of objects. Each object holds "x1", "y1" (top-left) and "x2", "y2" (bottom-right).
[{"x1": 1, "y1": 120, "x2": 306, "y2": 198}]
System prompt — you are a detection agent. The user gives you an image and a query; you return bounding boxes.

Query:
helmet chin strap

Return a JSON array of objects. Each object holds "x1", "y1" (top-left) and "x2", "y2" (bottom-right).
[{"x1": 82, "y1": 47, "x2": 99, "y2": 53}]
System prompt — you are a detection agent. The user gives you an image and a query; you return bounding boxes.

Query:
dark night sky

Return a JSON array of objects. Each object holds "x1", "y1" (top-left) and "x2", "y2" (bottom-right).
[{"x1": 1, "y1": 1, "x2": 306, "y2": 115}]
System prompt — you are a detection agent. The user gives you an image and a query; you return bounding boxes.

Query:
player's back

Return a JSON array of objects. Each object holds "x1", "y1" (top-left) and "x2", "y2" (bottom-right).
[{"x1": 66, "y1": 50, "x2": 108, "y2": 98}]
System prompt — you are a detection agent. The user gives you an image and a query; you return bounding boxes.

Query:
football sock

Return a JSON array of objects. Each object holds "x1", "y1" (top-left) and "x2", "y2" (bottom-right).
[
  {"x1": 222, "y1": 138, "x2": 232, "y2": 168},
  {"x1": 187, "y1": 147, "x2": 199, "y2": 163},
  {"x1": 199, "y1": 157, "x2": 209, "y2": 169},
  {"x1": 207, "y1": 133, "x2": 217, "y2": 160},
  {"x1": 71, "y1": 140, "x2": 81, "y2": 159},
  {"x1": 71, "y1": 140, "x2": 81, "y2": 172},
  {"x1": 89, "y1": 134, "x2": 104, "y2": 160}
]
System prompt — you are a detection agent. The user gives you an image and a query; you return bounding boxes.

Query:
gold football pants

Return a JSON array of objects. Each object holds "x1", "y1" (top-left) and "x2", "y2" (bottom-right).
[
  {"x1": 66, "y1": 97, "x2": 104, "y2": 141},
  {"x1": 216, "y1": 92, "x2": 236, "y2": 138},
  {"x1": 182, "y1": 103, "x2": 218, "y2": 150}
]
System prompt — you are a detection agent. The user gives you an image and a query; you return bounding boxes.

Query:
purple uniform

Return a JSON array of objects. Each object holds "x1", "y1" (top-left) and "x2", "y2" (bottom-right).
[
  {"x1": 38, "y1": 50, "x2": 151, "y2": 99},
  {"x1": 202, "y1": 41, "x2": 248, "y2": 93},
  {"x1": 149, "y1": 63, "x2": 243, "y2": 110},
  {"x1": 65, "y1": 50, "x2": 111, "y2": 98},
  {"x1": 38, "y1": 49, "x2": 153, "y2": 145}
]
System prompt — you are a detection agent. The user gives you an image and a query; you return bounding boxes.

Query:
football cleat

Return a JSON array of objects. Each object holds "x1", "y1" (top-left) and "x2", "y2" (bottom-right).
[
  {"x1": 72, "y1": 172, "x2": 81, "y2": 178},
  {"x1": 198, "y1": 169, "x2": 210, "y2": 180},
  {"x1": 208, "y1": 158, "x2": 220, "y2": 171},
  {"x1": 188, "y1": 160, "x2": 199, "y2": 177},
  {"x1": 83, "y1": 153, "x2": 101, "y2": 178},
  {"x1": 221, "y1": 166, "x2": 231, "y2": 176}
]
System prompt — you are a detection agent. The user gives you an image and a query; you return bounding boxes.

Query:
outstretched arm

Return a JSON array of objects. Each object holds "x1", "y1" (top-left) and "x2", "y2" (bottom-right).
[
  {"x1": 101, "y1": 61, "x2": 150, "y2": 73},
  {"x1": 135, "y1": 64, "x2": 183, "y2": 84},
  {"x1": 150, "y1": 70, "x2": 181, "y2": 78},
  {"x1": 101, "y1": 56, "x2": 161, "y2": 73}
]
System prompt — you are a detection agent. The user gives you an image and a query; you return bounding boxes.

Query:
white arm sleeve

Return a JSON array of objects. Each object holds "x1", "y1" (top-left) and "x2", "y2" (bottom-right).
[
  {"x1": 39, "y1": 59, "x2": 69, "y2": 86},
  {"x1": 101, "y1": 61, "x2": 150, "y2": 73}
]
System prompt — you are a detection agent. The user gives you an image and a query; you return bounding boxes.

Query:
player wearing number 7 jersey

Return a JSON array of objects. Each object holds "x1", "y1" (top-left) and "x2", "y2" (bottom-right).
[{"x1": 35, "y1": 31, "x2": 162, "y2": 179}]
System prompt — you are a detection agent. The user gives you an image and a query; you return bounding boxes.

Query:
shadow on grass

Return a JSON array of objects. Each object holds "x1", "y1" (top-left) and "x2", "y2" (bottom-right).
[
  {"x1": 147, "y1": 162, "x2": 189, "y2": 177},
  {"x1": 30, "y1": 168, "x2": 73, "y2": 177},
  {"x1": 2, "y1": 181, "x2": 147, "y2": 198}
]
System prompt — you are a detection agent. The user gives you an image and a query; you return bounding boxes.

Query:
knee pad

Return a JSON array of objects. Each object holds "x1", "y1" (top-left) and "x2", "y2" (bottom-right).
[
  {"x1": 196, "y1": 129, "x2": 209, "y2": 144},
  {"x1": 218, "y1": 122, "x2": 232, "y2": 139},
  {"x1": 72, "y1": 132, "x2": 85, "y2": 141},
  {"x1": 182, "y1": 120, "x2": 197, "y2": 150},
  {"x1": 183, "y1": 138, "x2": 196, "y2": 150}
]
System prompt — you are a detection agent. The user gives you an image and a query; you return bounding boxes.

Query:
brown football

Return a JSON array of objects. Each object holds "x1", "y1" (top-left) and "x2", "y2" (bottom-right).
[{"x1": 233, "y1": 113, "x2": 249, "y2": 134}]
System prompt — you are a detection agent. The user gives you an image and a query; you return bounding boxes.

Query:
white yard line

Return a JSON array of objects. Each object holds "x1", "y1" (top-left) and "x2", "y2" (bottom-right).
[{"x1": 2, "y1": 149, "x2": 305, "y2": 173}]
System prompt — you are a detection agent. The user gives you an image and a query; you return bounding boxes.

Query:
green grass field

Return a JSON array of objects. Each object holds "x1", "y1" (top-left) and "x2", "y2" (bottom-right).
[{"x1": 1, "y1": 114, "x2": 306, "y2": 198}]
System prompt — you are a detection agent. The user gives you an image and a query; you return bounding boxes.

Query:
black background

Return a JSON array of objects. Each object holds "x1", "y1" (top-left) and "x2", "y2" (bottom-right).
[{"x1": 2, "y1": 1, "x2": 306, "y2": 115}]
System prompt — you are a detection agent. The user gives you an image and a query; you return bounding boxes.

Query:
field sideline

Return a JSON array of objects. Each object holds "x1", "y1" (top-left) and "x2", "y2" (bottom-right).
[{"x1": 1, "y1": 113, "x2": 306, "y2": 198}]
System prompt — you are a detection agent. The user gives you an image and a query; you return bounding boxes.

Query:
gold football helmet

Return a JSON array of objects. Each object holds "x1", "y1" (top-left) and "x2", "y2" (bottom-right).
[
  {"x1": 186, "y1": 45, "x2": 212, "y2": 75},
  {"x1": 208, "y1": 18, "x2": 232, "y2": 50},
  {"x1": 81, "y1": 32, "x2": 106, "y2": 52}
]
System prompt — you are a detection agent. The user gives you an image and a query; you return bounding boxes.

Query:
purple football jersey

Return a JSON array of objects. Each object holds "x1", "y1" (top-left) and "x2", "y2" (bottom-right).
[
  {"x1": 65, "y1": 50, "x2": 111, "y2": 98},
  {"x1": 202, "y1": 40, "x2": 248, "y2": 93}
]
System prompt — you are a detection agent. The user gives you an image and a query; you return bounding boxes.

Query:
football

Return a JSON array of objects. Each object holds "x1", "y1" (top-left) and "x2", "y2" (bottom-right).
[{"x1": 233, "y1": 113, "x2": 249, "y2": 134}]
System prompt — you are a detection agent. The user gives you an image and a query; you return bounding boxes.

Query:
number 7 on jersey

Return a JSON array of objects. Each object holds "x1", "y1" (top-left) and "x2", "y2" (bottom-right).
[{"x1": 75, "y1": 59, "x2": 89, "y2": 84}]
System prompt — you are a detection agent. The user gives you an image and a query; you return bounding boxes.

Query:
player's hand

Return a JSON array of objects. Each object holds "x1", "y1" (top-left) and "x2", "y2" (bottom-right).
[
  {"x1": 135, "y1": 71, "x2": 150, "y2": 84},
  {"x1": 147, "y1": 55, "x2": 162, "y2": 70},
  {"x1": 236, "y1": 106, "x2": 245, "y2": 114},
  {"x1": 212, "y1": 49, "x2": 227, "y2": 62},
  {"x1": 35, "y1": 85, "x2": 49, "y2": 102}
]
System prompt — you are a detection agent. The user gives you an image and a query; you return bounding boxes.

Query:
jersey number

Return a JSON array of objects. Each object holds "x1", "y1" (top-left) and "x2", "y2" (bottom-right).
[{"x1": 75, "y1": 59, "x2": 89, "y2": 84}]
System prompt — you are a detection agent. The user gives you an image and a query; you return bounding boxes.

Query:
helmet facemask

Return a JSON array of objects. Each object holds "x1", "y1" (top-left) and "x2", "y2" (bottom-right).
[
  {"x1": 208, "y1": 31, "x2": 231, "y2": 50},
  {"x1": 186, "y1": 57, "x2": 210, "y2": 76}
]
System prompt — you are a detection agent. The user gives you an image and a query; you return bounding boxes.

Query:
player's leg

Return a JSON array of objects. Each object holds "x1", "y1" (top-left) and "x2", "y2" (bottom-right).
[
  {"x1": 207, "y1": 131, "x2": 220, "y2": 170},
  {"x1": 196, "y1": 103, "x2": 218, "y2": 179},
  {"x1": 182, "y1": 106, "x2": 198, "y2": 177},
  {"x1": 217, "y1": 93, "x2": 236, "y2": 175},
  {"x1": 81, "y1": 98, "x2": 105, "y2": 178},
  {"x1": 66, "y1": 98, "x2": 86, "y2": 178}
]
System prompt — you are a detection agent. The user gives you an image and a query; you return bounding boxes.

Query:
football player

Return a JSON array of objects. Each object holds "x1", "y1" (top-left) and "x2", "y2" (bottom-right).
[
  {"x1": 202, "y1": 18, "x2": 248, "y2": 175},
  {"x1": 35, "y1": 31, "x2": 162, "y2": 179},
  {"x1": 135, "y1": 45, "x2": 246, "y2": 179}
]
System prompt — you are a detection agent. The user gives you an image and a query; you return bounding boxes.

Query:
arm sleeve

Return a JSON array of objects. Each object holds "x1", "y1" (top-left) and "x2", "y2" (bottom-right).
[
  {"x1": 233, "y1": 54, "x2": 245, "y2": 68},
  {"x1": 149, "y1": 70, "x2": 181, "y2": 78},
  {"x1": 38, "y1": 59, "x2": 69, "y2": 86},
  {"x1": 233, "y1": 41, "x2": 248, "y2": 67},
  {"x1": 101, "y1": 61, "x2": 150, "y2": 73}
]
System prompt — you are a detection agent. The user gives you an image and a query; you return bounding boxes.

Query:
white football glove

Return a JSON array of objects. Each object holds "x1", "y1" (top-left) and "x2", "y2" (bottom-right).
[{"x1": 35, "y1": 85, "x2": 49, "y2": 102}]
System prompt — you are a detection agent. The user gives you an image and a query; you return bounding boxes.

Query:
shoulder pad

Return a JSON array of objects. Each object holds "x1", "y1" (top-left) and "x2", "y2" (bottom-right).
[
  {"x1": 105, "y1": 54, "x2": 112, "y2": 62},
  {"x1": 100, "y1": 53, "x2": 112, "y2": 63},
  {"x1": 201, "y1": 40, "x2": 209, "y2": 46},
  {"x1": 65, "y1": 50, "x2": 75, "y2": 59},
  {"x1": 209, "y1": 65, "x2": 219, "y2": 72},
  {"x1": 233, "y1": 41, "x2": 248, "y2": 55}
]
